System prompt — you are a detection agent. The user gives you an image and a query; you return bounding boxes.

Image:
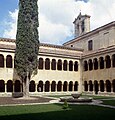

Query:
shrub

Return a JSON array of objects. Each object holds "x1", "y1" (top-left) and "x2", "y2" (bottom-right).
[{"x1": 62, "y1": 100, "x2": 69, "y2": 109}]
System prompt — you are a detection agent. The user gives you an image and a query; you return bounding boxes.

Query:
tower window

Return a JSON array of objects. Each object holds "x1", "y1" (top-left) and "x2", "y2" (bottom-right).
[
  {"x1": 88, "y1": 40, "x2": 93, "y2": 50},
  {"x1": 81, "y1": 21, "x2": 85, "y2": 32}
]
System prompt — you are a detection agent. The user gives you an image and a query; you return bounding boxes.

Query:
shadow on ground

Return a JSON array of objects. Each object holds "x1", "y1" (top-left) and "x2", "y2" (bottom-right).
[{"x1": 0, "y1": 104, "x2": 115, "y2": 120}]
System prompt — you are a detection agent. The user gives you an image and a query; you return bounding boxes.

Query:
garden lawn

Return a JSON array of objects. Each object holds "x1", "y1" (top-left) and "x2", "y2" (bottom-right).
[
  {"x1": 0, "y1": 104, "x2": 115, "y2": 120},
  {"x1": 102, "y1": 99, "x2": 115, "y2": 106}
]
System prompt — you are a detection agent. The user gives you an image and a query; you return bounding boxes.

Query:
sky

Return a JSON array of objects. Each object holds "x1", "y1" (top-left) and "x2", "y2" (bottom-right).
[{"x1": 0, "y1": 0, "x2": 115, "y2": 45}]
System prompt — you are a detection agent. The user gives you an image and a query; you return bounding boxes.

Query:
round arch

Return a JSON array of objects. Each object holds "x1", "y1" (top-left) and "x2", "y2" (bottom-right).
[
  {"x1": 69, "y1": 81, "x2": 73, "y2": 91},
  {"x1": 89, "y1": 80, "x2": 93, "y2": 91},
  {"x1": 112, "y1": 80, "x2": 115, "y2": 92},
  {"x1": 29, "y1": 80, "x2": 35, "y2": 92},
  {"x1": 94, "y1": 80, "x2": 98, "y2": 94},
  {"x1": 6, "y1": 55, "x2": 12, "y2": 68},
  {"x1": 106, "y1": 80, "x2": 111, "y2": 92},
  {"x1": 100, "y1": 80, "x2": 104, "y2": 92},
  {"x1": 51, "y1": 81, "x2": 56, "y2": 92},
  {"x1": 0, "y1": 80, "x2": 5, "y2": 92},
  {"x1": 7, "y1": 80, "x2": 13, "y2": 92},
  {"x1": 0, "y1": 54, "x2": 4, "y2": 67},
  {"x1": 74, "y1": 81, "x2": 78, "y2": 91},
  {"x1": 45, "y1": 81, "x2": 50, "y2": 92},
  {"x1": 14, "y1": 80, "x2": 21, "y2": 92},
  {"x1": 63, "y1": 81, "x2": 68, "y2": 91},
  {"x1": 57, "y1": 81, "x2": 62, "y2": 92},
  {"x1": 37, "y1": 81, "x2": 43, "y2": 92},
  {"x1": 84, "y1": 81, "x2": 88, "y2": 91}
]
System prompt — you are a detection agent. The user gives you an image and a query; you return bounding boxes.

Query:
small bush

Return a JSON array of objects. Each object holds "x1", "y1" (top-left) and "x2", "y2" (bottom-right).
[{"x1": 62, "y1": 100, "x2": 69, "y2": 109}]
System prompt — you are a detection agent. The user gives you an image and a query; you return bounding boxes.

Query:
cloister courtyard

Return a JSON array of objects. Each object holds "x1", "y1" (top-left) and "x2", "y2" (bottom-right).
[{"x1": 0, "y1": 94, "x2": 115, "y2": 120}]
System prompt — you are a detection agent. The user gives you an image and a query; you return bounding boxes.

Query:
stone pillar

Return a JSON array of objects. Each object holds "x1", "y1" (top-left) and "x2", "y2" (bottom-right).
[
  {"x1": 43, "y1": 84, "x2": 45, "y2": 92},
  {"x1": 104, "y1": 82, "x2": 107, "y2": 93},
  {"x1": 4, "y1": 58, "x2": 6, "y2": 68},
  {"x1": 35, "y1": 83, "x2": 38, "y2": 92},
  {"x1": 5, "y1": 83, "x2": 7, "y2": 93},
  {"x1": 13, "y1": 83, "x2": 15, "y2": 92}
]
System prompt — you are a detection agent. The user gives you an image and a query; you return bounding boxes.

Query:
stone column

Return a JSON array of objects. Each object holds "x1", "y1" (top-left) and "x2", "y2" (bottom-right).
[
  {"x1": 4, "y1": 58, "x2": 6, "y2": 68},
  {"x1": 104, "y1": 81, "x2": 107, "y2": 93},
  {"x1": 5, "y1": 83, "x2": 7, "y2": 93},
  {"x1": 35, "y1": 83, "x2": 38, "y2": 92}
]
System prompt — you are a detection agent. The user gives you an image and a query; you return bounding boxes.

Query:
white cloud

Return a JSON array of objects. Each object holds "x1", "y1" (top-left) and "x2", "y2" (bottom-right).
[
  {"x1": 3, "y1": 0, "x2": 115, "y2": 45},
  {"x1": 3, "y1": 9, "x2": 18, "y2": 39}
]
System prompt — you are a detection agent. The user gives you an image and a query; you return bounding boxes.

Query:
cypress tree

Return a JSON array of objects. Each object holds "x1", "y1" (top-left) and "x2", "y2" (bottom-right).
[{"x1": 15, "y1": 0, "x2": 39, "y2": 97}]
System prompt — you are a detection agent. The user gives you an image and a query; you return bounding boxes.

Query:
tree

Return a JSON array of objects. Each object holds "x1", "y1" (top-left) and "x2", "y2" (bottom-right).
[{"x1": 14, "y1": 0, "x2": 39, "y2": 97}]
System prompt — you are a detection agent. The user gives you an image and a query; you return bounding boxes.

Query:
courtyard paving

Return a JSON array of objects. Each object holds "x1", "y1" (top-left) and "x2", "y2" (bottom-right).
[
  {"x1": 0, "y1": 96, "x2": 115, "y2": 109},
  {"x1": 0, "y1": 96, "x2": 53, "y2": 106}
]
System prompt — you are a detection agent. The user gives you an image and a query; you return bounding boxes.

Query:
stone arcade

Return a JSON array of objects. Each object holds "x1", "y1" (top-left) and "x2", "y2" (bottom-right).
[{"x1": 0, "y1": 13, "x2": 115, "y2": 96}]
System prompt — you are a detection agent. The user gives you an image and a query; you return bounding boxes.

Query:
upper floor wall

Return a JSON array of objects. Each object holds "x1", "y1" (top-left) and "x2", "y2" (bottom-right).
[{"x1": 63, "y1": 21, "x2": 115, "y2": 52}]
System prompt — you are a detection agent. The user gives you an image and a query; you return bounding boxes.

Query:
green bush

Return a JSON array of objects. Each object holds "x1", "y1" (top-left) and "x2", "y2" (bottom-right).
[{"x1": 62, "y1": 100, "x2": 69, "y2": 109}]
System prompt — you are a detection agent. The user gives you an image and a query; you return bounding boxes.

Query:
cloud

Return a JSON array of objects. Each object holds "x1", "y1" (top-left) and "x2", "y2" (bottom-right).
[
  {"x1": 3, "y1": 9, "x2": 18, "y2": 39},
  {"x1": 2, "y1": 0, "x2": 115, "y2": 45}
]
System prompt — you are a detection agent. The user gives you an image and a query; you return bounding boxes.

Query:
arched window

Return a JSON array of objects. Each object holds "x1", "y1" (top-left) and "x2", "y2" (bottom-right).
[
  {"x1": 45, "y1": 81, "x2": 50, "y2": 92},
  {"x1": 14, "y1": 80, "x2": 21, "y2": 92},
  {"x1": 63, "y1": 60, "x2": 67, "y2": 71},
  {"x1": 74, "y1": 61, "x2": 78, "y2": 71},
  {"x1": 51, "y1": 81, "x2": 56, "y2": 92},
  {"x1": 69, "y1": 61, "x2": 73, "y2": 71},
  {"x1": 37, "y1": 81, "x2": 43, "y2": 92},
  {"x1": 93, "y1": 58, "x2": 98, "y2": 70},
  {"x1": 112, "y1": 54, "x2": 115, "y2": 67},
  {"x1": 99, "y1": 57, "x2": 104, "y2": 69},
  {"x1": 84, "y1": 81, "x2": 88, "y2": 91},
  {"x1": 0, "y1": 80, "x2": 5, "y2": 92},
  {"x1": 6, "y1": 55, "x2": 12, "y2": 68},
  {"x1": 69, "y1": 81, "x2": 73, "y2": 91},
  {"x1": 57, "y1": 81, "x2": 62, "y2": 92},
  {"x1": 0, "y1": 54, "x2": 4, "y2": 67},
  {"x1": 63, "y1": 81, "x2": 68, "y2": 91},
  {"x1": 7, "y1": 80, "x2": 13, "y2": 92},
  {"x1": 38, "y1": 58, "x2": 43, "y2": 69},
  {"x1": 57, "y1": 59, "x2": 62, "y2": 70},
  {"x1": 89, "y1": 80, "x2": 93, "y2": 91},
  {"x1": 51, "y1": 59, "x2": 56, "y2": 70},
  {"x1": 45, "y1": 58, "x2": 50, "y2": 70},
  {"x1": 94, "y1": 80, "x2": 98, "y2": 94},
  {"x1": 100, "y1": 80, "x2": 104, "y2": 92},
  {"x1": 106, "y1": 80, "x2": 111, "y2": 92},
  {"x1": 29, "y1": 80, "x2": 35, "y2": 92},
  {"x1": 89, "y1": 59, "x2": 93, "y2": 71},
  {"x1": 112, "y1": 80, "x2": 115, "y2": 92},
  {"x1": 84, "y1": 61, "x2": 88, "y2": 71},
  {"x1": 74, "y1": 81, "x2": 78, "y2": 91},
  {"x1": 105, "y1": 55, "x2": 111, "y2": 68}
]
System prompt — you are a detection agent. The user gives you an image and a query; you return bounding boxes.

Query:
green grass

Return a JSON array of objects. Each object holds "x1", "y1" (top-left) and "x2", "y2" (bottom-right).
[
  {"x1": 82, "y1": 94, "x2": 115, "y2": 100},
  {"x1": 0, "y1": 104, "x2": 115, "y2": 120},
  {"x1": 102, "y1": 99, "x2": 115, "y2": 106}
]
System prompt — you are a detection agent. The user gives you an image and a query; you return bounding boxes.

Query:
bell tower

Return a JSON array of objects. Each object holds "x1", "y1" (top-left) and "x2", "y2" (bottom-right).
[{"x1": 73, "y1": 12, "x2": 90, "y2": 38}]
